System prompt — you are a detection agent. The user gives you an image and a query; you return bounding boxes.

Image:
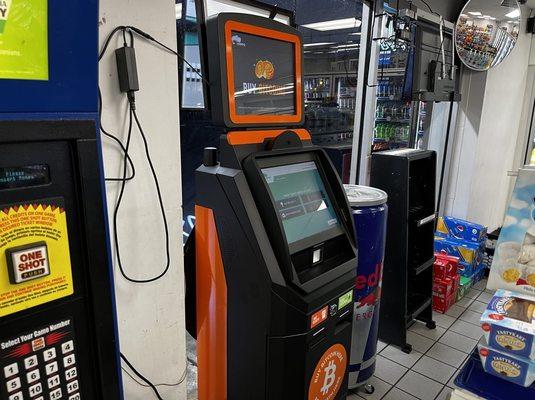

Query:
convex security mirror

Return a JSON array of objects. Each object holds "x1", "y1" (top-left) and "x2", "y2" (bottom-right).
[{"x1": 455, "y1": 0, "x2": 520, "y2": 71}]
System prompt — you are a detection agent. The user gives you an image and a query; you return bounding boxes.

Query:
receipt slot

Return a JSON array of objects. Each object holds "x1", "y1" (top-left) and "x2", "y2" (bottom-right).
[
  {"x1": 0, "y1": 121, "x2": 122, "y2": 400},
  {"x1": 185, "y1": 13, "x2": 358, "y2": 400}
]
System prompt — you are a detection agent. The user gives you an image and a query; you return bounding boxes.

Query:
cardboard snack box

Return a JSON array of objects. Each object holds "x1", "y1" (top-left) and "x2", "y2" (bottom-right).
[
  {"x1": 457, "y1": 275, "x2": 473, "y2": 301},
  {"x1": 434, "y1": 253, "x2": 459, "y2": 279},
  {"x1": 435, "y1": 237, "x2": 484, "y2": 276},
  {"x1": 437, "y1": 216, "x2": 487, "y2": 244},
  {"x1": 478, "y1": 337, "x2": 535, "y2": 388},
  {"x1": 481, "y1": 289, "x2": 535, "y2": 360}
]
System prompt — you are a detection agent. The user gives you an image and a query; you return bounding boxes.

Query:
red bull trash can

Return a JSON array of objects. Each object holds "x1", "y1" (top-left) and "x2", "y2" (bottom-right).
[{"x1": 344, "y1": 185, "x2": 388, "y2": 393}]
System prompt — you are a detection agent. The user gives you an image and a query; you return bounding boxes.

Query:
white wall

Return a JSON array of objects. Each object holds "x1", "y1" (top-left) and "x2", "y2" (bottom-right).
[
  {"x1": 446, "y1": 12, "x2": 532, "y2": 231},
  {"x1": 99, "y1": 1, "x2": 186, "y2": 399}
]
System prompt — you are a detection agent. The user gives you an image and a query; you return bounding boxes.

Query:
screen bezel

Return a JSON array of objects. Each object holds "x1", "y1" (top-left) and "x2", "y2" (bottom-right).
[
  {"x1": 224, "y1": 20, "x2": 303, "y2": 125},
  {"x1": 253, "y1": 153, "x2": 345, "y2": 255}
]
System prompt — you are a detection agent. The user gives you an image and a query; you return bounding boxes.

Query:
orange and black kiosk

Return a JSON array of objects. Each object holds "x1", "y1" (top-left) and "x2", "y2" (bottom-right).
[{"x1": 185, "y1": 13, "x2": 358, "y2": 400}]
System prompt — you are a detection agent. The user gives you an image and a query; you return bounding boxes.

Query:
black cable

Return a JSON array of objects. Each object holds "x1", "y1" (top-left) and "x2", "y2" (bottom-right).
[
  {"x1": 413, "y1": 0, "x2": 440, "y2": 17},
  {"x1": 126, "y1": 26, "x2": 210, "y2": 86},
  {"x1": 120, "y1": 353, "x2": 164, "y2": 400},
  {"x1": 123, "y1": 108, "x2": 171, "y2": 283},
  {"x1": 111, "y1": 103, "x2": 171, "y2": 284},
  {"x1": 99, "y1": 26, "x2": 127, "y2": 61},
  {"x1": 112, "y1": 106, "x2": 135, "y2": 283},
  {"x1": 98, "y1": 87, "x2": 136, "y2": 182}
]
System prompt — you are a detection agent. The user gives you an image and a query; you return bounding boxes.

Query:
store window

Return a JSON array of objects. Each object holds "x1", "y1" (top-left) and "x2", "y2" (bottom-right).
[
  {"x1": 177, "y1": 0, "x2": 205, "y2": 109},
  {"x1": 296, "y1": 0, "x2": 364, "y2": 183}
]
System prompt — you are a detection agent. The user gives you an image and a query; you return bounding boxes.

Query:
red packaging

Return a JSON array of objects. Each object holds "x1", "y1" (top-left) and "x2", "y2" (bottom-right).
[
  {"x1": 434, "y1": 253, "x2": 459, "y2": 279},
  {"x1": 433, "y1": 291, "x2": 456, "y2": 313},
  {"x1": 433, "y1": 276, "x2": 457, "y2": 298}
]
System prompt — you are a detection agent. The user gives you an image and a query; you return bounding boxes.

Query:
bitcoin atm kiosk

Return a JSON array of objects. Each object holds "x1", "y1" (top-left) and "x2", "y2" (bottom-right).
[
  {"x1": 187, "y1": 13, "x2": 358, "y2": 400},
  {"x1": 0, "y1": 2, "x2": 121, "y2": 399}
]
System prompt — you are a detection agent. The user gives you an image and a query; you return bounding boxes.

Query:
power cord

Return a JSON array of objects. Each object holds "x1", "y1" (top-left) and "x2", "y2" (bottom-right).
[
  {"x1": 126, "y1": 26, "x2": 210, "y2": 86},
  {"x1": 99, "y1": 26, "x2": 190, "y2": 398},
  {"x1": 120, "y1": 352, "x2": 189, "y2": 400},
  {"x1": 99, "y1": 87, "x2": 136, "y2": 182},
  {"x1": 100, "y1": 26, "x2": 172, "y2": 284}
]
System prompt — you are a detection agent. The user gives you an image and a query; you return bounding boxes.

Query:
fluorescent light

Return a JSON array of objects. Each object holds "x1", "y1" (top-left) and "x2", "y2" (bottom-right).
[
  {"x1": 335, "y1": 44, "x2": 360, "y2": 49},
  {"x1": 460, "y1": 14, "x2": 468, "y2": 17},
  {"x1": 175, "y1": 3, "x2": 182, "y2": 19},
  {"x1": 468, "y1": 11, "x2": 482, "y2": 16},
  {"x1": 304, "y1": 42, "x2": 335, "y2": 47},
  {"x1": 302, "y1": 17, "x2": 362, "y2": 31},
  {"x1": 489, "y1": 17, "x2": 496, "y2": 20},
  {"x1": 506, "y1": 9, "x2": 520, "y2": 19},
  {"x1": 350, "y1": 32, "x2": 361, "y2": 35},
  {"x1": 483, "y1": 15, "x2": 491, "y2": 19}
]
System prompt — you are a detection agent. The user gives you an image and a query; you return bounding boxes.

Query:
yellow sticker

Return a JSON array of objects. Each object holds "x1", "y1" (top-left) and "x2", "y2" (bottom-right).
[{"x1": 0, "y1": 199, "x2": 73, "y2": 317}]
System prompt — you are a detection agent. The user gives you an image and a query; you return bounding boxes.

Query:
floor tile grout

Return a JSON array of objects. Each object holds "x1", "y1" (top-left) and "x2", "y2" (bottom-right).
[{"x1": 368, "y1": 279, "x2": 489, "y2": 399}]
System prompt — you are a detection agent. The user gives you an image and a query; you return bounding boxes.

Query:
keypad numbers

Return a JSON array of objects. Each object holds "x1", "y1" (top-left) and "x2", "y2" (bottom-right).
[{"x1": 2, "y1": 339, "x2": 81, "y2": 399}]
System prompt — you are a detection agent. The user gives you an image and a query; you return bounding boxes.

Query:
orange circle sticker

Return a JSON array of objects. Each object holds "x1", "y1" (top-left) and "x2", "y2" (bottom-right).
[{"x1": 308, "y1": 344, "x2": 347, "y2": 400}]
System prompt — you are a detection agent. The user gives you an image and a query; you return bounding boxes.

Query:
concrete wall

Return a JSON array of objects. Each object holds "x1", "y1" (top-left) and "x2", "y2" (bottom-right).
[
  {"x1": 99, "y1": 1, "x2": 186, "y2": 399},
  {"x1": 445, "y1": 10, "x2": 533, "y2": 231}
]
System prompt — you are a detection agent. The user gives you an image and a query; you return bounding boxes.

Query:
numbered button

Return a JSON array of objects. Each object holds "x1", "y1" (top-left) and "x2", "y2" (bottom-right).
[
  {"x1": 6, "y1": 377, "x2": 21, "y2": 393},
  {"x1": 35, "y1": 397, "x2": 44, "y2": 400},
  {"x1": 47, "y1": 375, "x2": 61, "y2": 389},
  {"x1": 4, "y1": 363, "x2": 19, "y2": 379},
  {"x1": 24, "y1": 355, "x2": 38, "y2": 370},
  {"x1": 61, "y1": 340, "x2": 74, "y2": 354},
  {"x1": 45, "y1": 361, "x2": 59, "y2": 376},
  {"x1": 29, "y1": 382, "x2": 43, "y2": 397},
  {"x1": 43, "y1": 348, "x2": 56, "y2": 362},
  {"x1": 49, "y1": 388, "x2": 62, "y2": 400},
  {"x1": 63, "y1": 354, "x2": 76, "y2": 368},
  {"x1": 67, "y1": 380, "x2": 79, "y2": 394},
  {"x1": 8, "y1": 392, "x2": 23, "y2": 400},
  {"x1": 27, "y1": 368, "x2": 40, "y2": 384},
  {"x1": 69, "y1": 394, "x2": 81, "y2": 400},
  {"x1": 65, "y1": 367, "x2": 77, "y2": 381}
]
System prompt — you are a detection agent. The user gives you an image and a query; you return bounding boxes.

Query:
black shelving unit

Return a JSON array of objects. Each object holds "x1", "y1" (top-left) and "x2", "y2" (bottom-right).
[{"x1": 371, "y1": 149, "x2": 437, "y2": 353}]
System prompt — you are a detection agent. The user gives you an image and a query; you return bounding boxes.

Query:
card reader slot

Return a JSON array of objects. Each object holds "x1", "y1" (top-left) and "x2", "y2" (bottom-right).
[{"x1": 292, "y1": 235, "x2": 353, "y2": 284}]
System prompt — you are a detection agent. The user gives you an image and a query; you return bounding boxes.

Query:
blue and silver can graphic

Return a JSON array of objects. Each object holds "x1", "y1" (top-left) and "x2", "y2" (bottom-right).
[{"x1": 344, "y1": 185, "x2": 388, "y2": 389}]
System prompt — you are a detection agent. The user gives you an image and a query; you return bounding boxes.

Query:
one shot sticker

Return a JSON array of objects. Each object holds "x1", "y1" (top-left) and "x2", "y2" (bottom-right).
[{"x1": 6, "y1": 241, "x2": 51, "y2": 284}]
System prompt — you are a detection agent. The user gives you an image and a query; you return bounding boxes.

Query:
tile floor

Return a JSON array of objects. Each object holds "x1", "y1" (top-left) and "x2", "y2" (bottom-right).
[{"x1": 348, "y1": 278, "x2": 491, "y2": 400}]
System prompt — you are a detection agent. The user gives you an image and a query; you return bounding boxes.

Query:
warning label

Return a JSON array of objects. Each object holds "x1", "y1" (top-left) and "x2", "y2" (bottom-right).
[{"x1": 0, "y1": 198, "x2": 73, "y2": 317}]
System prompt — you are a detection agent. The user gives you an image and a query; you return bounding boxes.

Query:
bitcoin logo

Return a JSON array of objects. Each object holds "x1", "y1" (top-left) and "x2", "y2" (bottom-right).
[
  {"x1": 309, "y1": 344, "x2": 347, "y2": 400},
  {"x1": 254, "y1": 60, "x2": 275, "y2": 80},
  {"x1": 321, "y1": 361, "x2": 337, "y2": 395}
]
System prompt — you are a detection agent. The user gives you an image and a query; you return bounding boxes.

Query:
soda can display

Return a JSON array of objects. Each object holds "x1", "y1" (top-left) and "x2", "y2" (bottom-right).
[{"x1": 344, "y1": 185, "x2": 388, "y2": 391}]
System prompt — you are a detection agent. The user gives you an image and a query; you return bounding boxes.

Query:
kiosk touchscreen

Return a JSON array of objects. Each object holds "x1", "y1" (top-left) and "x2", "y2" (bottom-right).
[{"x1": 186, "y1": 13, "x2": 358, "y2": 400}]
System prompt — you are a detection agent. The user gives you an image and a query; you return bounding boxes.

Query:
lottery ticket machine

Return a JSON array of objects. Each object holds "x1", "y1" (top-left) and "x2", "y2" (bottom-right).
[
  {"x1": 186, "y1": 13, "x2": 358, "y2": 400},
  {"x1": 0, "y1": 2, "x2": 122, "y2": 399}
]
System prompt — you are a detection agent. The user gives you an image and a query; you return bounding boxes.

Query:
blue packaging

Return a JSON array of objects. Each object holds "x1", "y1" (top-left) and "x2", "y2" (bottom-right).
[
  {"x1": 437, "y1": 216, "x2": 487, "y2": 244},
  {"x1": 434, "y1": 236, "x2": 483, "y2": 276},
  {"x1": 481, "y1": 290, "x2": 535, "y2": 360},
  {"x1": 478, "y1": 337, "x2": 535, "y2": 387},
  {"x1": 455, "y1": 261, "x2": 474, "y2": 278}
]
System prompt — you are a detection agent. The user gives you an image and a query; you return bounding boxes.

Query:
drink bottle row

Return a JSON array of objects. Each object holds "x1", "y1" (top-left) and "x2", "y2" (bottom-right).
[
  {"x1": 376, "y1": 103, "x2": 411, "y2": 120},
  {"x1": 377, "y1": 82, "x2": 404, "y2": 98},
  {"x1": 374, "y1": 123, "x2": 410, "y2": 142}
]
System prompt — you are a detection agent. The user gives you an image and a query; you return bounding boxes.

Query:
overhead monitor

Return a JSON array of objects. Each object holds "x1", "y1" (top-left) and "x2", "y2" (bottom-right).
[{"x1": 207, "y1": 13, "x2": 304, "y2": 128}]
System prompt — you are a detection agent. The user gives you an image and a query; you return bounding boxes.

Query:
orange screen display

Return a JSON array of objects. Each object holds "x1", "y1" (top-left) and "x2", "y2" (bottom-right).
[{"x1": 225, "y1": 21, "x2": 303, "y2": 125}]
